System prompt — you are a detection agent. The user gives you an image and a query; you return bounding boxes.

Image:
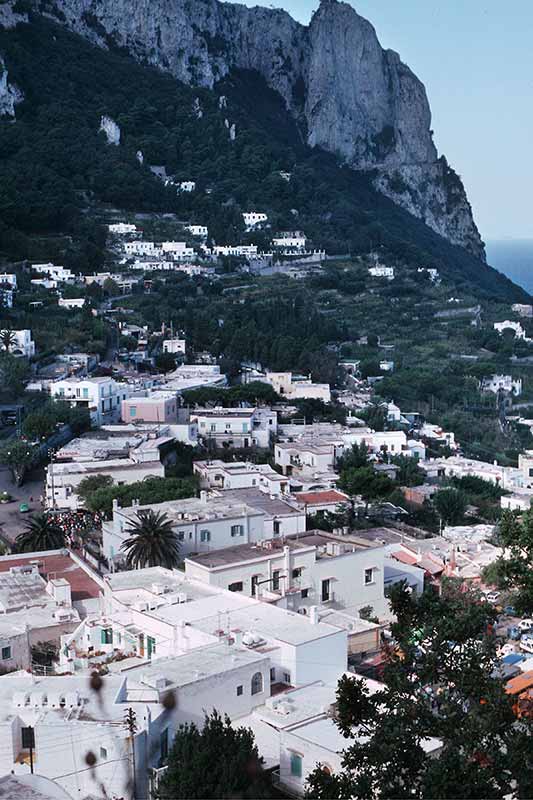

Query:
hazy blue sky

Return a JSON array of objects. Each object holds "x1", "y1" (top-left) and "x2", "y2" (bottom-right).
[{"x1": 230, "y1": 0, "x2": 533, "y2": 242}]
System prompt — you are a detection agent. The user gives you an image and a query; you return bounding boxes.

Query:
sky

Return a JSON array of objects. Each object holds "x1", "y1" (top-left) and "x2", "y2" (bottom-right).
[{"x1": 229, "y1": 0, "x2": 533, "y2": 242}]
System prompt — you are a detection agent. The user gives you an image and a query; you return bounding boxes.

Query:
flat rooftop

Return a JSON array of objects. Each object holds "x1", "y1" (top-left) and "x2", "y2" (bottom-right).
[
  {"x1": 0, "y1": 552, "x2": 103, "y2": 602},
  {"x1": 113, "y1": 494, "x2": 264, "y2": 524},
  {"x1": 124, "y1": 643, "x2": 268, "y2": 691},
  {"x1": 218, "y1": 488, "x2": 301, "y2": 517}
]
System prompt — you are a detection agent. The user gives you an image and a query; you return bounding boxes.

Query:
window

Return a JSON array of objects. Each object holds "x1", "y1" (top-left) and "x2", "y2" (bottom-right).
[
  {"x1": 272, "y1": 570, "x2": 280, "y2": 591},
  {"x1": 231, "y1": 524, "x2": 244, "y2": 537},
  {"x1": 273, "y1": 520, "x2": 281, "y2": 535},
  {"x1": 364, "y1": 568, "x2": 375, "y2": 586},
  {"x1": 200, "y1": 529, "x2": 211, "y2": 543},
  {"x1": 210, "y1": 424, "x2": 216, "y2": 432},
  {"x1": 301, "y1": 588, "x2": 309, "y2": 599},
  {"x1": 236, "y1": 685, "x2": 243, "y2": 696},
  {"x1": 177, "y1": 532, "x2": 185, "y2": 541},
  {"x1": 270, "y1": 667, "x2": 276, "y2": 682},
  {"x1": 82, "y1": 388, "x2": 89, "y2": 399},
  {"x1": 100, "y1": 747, "x2": 108, "y2": 760},
  {"x1": 228, "y1": 581, "x2": 243, "y2": 592},
  {"x1": 283, "y1": 672, "x2": 291, "y2": 684},
  {"x1": 147, "y1": 636, "x2": 156, "y2": 658},
  {"x1": 1, "y1": 646, "x2": 11, "y2": 660},
  {"x1": 160, "y1": 728, "x2": 169, "y2": 761},
  {"x1": 321, "y1": 579, "x2": 330, "y2": 602},
  {"x1": 101, "y1": 628, "x2": 113, "y2": 645},
  {"x1": 130, "y1": 406, "x2": 137, "y2": 417},
  {"x1": 292, "y1": 568, "x2": 302, "y2": 579},
  {"x1": 290, "y1": 752, "x2": 302, "y2": 778},
  {"x1": 251, "y1": 672, "x2": 263, "y2": 695},
  {"x1": 21, "y1": 727, "x2": 35, "y2": 750},
  {"x1": 251, "y1": 575, "x2": 259, "y2": 597}
]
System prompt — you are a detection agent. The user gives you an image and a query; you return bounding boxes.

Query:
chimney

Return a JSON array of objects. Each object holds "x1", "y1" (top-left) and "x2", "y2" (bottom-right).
[
  {"x1": 309, "y1": 605, "x2": 319, "y2": 625},
  {"x1": 233, "y1": 630, "x2": 243, "y2": 647},
  {"x1": 200, "y1": 490, "x2": 208, "y2": 504},
  {"x1": 112, "y1": 498, "x2": 120, "y2": 512}
]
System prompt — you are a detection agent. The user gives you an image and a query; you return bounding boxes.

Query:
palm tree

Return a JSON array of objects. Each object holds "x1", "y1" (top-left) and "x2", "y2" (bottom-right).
[
  {"x1": 0, "y1": 329, "x2": 16, "y2": 353},
  {"x1": 120, "y1": 509, "x2": 180, "y2": 569},
  {"x1": 15, "y1": 513, "x2": 67, "y2": 553}
]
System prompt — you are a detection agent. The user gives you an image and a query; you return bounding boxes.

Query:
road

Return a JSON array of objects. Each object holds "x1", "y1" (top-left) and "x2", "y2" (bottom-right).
[{"x1": 0, "y1": 465, "x2": 46, "y2": 547}]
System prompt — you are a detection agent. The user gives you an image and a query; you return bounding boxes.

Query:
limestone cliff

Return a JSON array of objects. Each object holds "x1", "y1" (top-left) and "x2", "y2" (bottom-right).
[
  {"x1": 0, "y1": 54, "x2": 22, "y2": 117},
  {"x1": 0, "y1": 0, "x2": 485, "y2": 258}
]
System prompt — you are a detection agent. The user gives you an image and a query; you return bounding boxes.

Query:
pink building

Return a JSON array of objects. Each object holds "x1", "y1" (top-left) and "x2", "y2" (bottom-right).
[{"x1": 121, "y1": 392, "x2": 178, "y2": 423}]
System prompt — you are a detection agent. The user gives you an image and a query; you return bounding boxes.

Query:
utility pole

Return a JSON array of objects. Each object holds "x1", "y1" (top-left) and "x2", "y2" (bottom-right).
[{"x1": 124, "y1": 707, "x2": 138, "y2": 800}]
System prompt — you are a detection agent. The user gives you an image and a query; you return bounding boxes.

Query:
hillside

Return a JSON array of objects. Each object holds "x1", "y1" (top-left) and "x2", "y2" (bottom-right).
[{"x1": 0, "y1": 14, "x2": 527, "y2": 302}]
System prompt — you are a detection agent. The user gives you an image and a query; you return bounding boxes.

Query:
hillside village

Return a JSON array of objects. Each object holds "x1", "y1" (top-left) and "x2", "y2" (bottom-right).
[
  {"x1": 1, "y1": 8, "x2": 533, "y2": 798},
  {"x1": 1, "y1": 213, "x2": 533, "y2": 795}
]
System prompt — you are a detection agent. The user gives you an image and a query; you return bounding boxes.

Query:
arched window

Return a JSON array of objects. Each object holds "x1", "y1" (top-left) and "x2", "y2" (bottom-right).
[{"x1": 251, "y1": 671, "x2": 263, "y2": 695}]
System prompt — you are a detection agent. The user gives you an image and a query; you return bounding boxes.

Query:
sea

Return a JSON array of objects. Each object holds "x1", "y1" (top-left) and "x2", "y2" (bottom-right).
[{"x1": 486, "y1": 240, "x2": 533, "y2": 295}]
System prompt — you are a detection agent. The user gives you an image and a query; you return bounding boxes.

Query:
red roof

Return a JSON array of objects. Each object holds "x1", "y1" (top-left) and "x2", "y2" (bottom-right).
[
  {"x1": 0, "y1": 552, "x2": 102, "y2": 601},
  {"x1": 391, "y1": 549, "x2": 418, "y2": 566},
  {"x1": 295, "y1": 490, "x2": 349, "y2": 505}
]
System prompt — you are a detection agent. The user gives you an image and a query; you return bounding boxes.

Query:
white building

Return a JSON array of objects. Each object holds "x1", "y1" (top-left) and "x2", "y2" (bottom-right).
[
  {"x1": 124, "y1": 240, "x2": 157, "y2": 256},
  {"x1": 32, "y1": 264, "x2": 74, "y2": 283},
  {"x1": 481, "y1": 374, "x2": 522, "y2": 396},
  {"x1": 185, "y1": 224, "x2": 208, "y2": 238},
  {"x1": 50, "y1": 377, "x2": 131, "y2": 426},
  {"x1": 185, "y1": 530, "x2": 388, "y2": 619},
  {"x1": 494, "y1": 320, "x2": 531, "y2": 341},
  {"x1": 108, "y1": 222, "x2": 137, "y2": 234},
  {"x1": 212, "y1": 244, "x2": 258, "y2": 258},
  {"x1": 422, "y1": 455, "x2": 523, "y2": 491},
  {"x1": 179, "y1": 181, "x2": 196, "y2": 192},
  {"x1": 0, "y1": 329, "x2": 35, "y2": 357},
  {"x1": 0, "y1": 566, "x2": 79, "y2": 671},
  {"x1": 45, "y1": 457, "x2": 165, "y2": 511},
  {"x1": 272, "y1": 232, "x2": 307, "y2": 250},
  {"x1": 0, "y1": 287, "x2": 13, "y2": 308},
  {"x1": 418, "y1": 423, "x2": 457, "y2": 450},
  {"x1": 243, "y1": 212, "x2": 268, "y2": 230},
  {"x1": 369, "y1": 265, "x2": 394, "y2": 280},
  {"x1": 162, "y1": 338, "x2": 186, "y2": 355},
  {"x1": 0, "y1": 272, "x2": 17, "y2": 288},
  {"x1": 264, "y1": 372, "x2": 331, "y2": 403},
  {"x1": 194, "y1": 460, "x2": 290, "y2": 496},
  {"x1": 193, "y1": 407, "x2": 277, "y2": 449},
  {"x1": 58, "y1": 297, "x2": 85, "y2": 310},
  {"x1": 102, "y1": 494, "x2": 266, "y2": 563},
  {"x1": 163, "y1": 363, "x2": 227, "y2": 392}
]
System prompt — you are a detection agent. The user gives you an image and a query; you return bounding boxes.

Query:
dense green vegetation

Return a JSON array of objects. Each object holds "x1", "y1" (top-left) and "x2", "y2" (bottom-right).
[{"x1": 0, "y1": 14, "x2": 527, "y2": 303}]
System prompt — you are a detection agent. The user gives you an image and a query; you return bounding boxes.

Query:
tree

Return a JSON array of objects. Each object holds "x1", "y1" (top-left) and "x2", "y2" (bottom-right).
[
  {"x1": 338, "y1": 466, "x2": 394, "y2": 512},
  {"x1": 0, "y1": 440, "x2": 37, "y2": 485},
  {"x1": 15, "y1": 513, "x2": 67, "y2": 552},
  {"x1": 392, "y1": 454, "x2": 424, "y2": 487},
  {"x1": 0, "y1": 353, "x2": 30, "y2": 398},
  {"x1": 306, "y1": 580, "x2": 533, "y2": 800},
  {"x1": 76, "y1": 474, "x2": 114, "y2": 505},
  {"x1": 84, "y1": 476, "x2": 197, "y2": 517},
  {"x1": 0, "y1": 329, "x2": 16, "y2": 353},
  {"x1": 158, "y1": 711, "x2": 271, "y2": 799},
  {"x1": 155, "y1": 352, "x2": 177, "y2": 373},
  {"x1": 337, "y1": 442, "x2": 369, "y2": 471},
  {"x1": 433, "y1": 488, "x2": 467, "y2": 526},
  {"x1": 496, "y1": 510, "x2": 533, "y2": 614},
  {"x1": 120, "y1": 509, "x2": 181, "y2": 569}
]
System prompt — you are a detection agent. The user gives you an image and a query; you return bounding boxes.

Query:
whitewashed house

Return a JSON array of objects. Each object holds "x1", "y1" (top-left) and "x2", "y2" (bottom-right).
[
  {"x1": 108, "y1": 223, "x2": 137, "y2": 234},
  {"x1": 50, "y1": 377, "x2": 130, "y2": 426},
  {"x1": 193, "y1": 460, "x2": 290, "y2": 496},
  {"x1": 193, "y1": 407, "x2": 277, "y2": 449},
  {"x1": 0, "y1": 329, "x2": 35, "y2": 357},
  {"x1": 243, "y1": 212, "x2": 268, "y2": 230}
]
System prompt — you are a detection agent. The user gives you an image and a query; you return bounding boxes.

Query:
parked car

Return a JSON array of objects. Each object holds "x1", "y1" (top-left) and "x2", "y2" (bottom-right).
[
  {"x1": 508, "y1": 626, "x2": 522, "y2": 641},
  {"x1": 504, "y1": 605, "x2": 517, "y2": 616},
  {"x1": 498, "y1": 643, "x2": 517, "y2": 658},
  {"x1": 520, "y1": 634, "x2": 533, "y2": 654},
  {"x1": 518, "y1": 619, "x2": 533, "y2": 632},
  {"x1": 486, "y1": 591, "x2": 500, "y2": 603}
]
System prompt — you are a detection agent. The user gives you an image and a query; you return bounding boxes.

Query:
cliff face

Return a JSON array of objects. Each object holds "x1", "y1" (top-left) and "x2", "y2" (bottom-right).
[{"x1": 2, "y1": 0, "x2": 485, "y2": 258}]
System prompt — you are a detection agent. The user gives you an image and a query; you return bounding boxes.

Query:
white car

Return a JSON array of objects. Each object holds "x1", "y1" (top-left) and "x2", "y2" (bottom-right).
[
  {"x1": 485, "y1": 591, "x2": 500, "y2": 603},
  {"x1": 518, "y1": 619, "x2": 533, "y2": 632},
  {"x1": 498, "y1": 643, "x2": 516, "y2": 658}
]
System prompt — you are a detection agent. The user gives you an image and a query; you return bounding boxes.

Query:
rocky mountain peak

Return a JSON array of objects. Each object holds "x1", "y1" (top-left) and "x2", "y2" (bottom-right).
[{"x1": 0, "y1": 0, "x2": 485, "y2": 259}]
